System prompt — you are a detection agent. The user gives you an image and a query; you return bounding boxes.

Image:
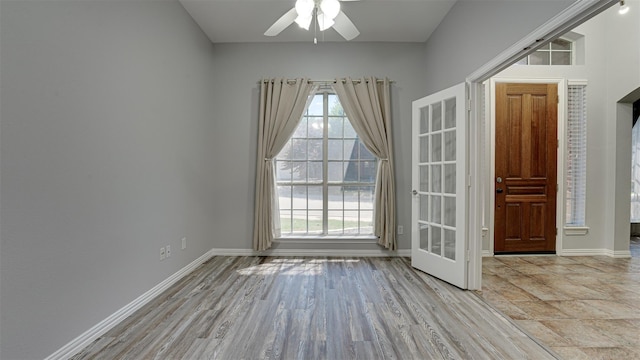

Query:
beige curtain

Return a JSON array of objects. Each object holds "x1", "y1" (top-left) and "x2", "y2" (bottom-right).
[
  {"x1": 333, "y1": 77, "x2": 396, "y2": 250},
  {"x1": 253, "y1": 78, "x2": 315, "y2": 251}
]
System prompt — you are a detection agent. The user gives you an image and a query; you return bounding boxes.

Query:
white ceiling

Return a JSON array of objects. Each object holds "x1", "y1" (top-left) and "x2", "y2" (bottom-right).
[{"x1": 178, "y1": 0, "x2": 457, "y2": 43}]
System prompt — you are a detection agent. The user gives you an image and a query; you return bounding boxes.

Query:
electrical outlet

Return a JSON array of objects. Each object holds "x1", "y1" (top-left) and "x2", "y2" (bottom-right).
[
  {"x1": 181, "y1": 237, "x2": 187, "y2": 250},
  {"x1": 160, "y1": 247, "x2": 166, "y2": 260},
  {"x1": 166, "y1": 245, "x2": 171, "y2": 258},
  {"x1": 397, "y1": 225, "x2": 404, "y2": 235}
]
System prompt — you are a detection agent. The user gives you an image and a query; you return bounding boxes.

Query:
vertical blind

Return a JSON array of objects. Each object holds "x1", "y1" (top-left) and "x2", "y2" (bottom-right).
[{"x1": 566, "y1": 84, "x2": 587, "y2": 226}]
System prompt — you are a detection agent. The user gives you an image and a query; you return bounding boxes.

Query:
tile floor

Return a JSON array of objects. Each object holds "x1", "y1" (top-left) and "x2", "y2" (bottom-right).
[{"x1": 478, "y1": 238, "x2": 640, "y2": 359}]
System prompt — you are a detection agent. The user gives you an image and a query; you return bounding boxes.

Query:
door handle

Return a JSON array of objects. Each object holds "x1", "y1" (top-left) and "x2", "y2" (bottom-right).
[
  {"x1": 412, "y1": 189, "x2": 418, "y2": 195},
  {"x1": 496, "y1": 188, "x2": 503, "y2": 194}
]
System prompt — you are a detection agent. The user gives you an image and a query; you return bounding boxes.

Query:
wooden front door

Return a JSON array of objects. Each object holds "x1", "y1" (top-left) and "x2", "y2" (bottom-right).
[{"x1": 494, "y1": 83, "x2": 557, "y2": 253}]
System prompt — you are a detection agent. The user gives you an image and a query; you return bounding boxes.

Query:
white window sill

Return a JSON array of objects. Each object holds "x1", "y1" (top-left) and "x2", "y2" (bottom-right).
[
  {"x1": 564, "y1": 226, "x2": 589, "y2": 236},
  {"x1": 275, "y1": 235, "x2": 378, "y2": 244}
]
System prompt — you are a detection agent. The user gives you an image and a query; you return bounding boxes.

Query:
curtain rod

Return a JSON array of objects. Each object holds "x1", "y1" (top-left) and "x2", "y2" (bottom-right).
[{"x1": 259, "y1": 78, "x2": 393, "y2": 85}]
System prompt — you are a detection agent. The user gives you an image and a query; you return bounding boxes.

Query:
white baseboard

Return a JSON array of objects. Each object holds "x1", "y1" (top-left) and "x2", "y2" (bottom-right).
[
  {"x1": 45, "y1": 249, "x2": 216, "y2": 360},
  {"x1": 482, "y1": 250, "x2": 494, "y2": 257},
  {"x1": 212, "y1": 248, "x2": 411, "y2": 257},
  {"x1": 558, "y1": 248, "x2": 632, "y2": 258}
]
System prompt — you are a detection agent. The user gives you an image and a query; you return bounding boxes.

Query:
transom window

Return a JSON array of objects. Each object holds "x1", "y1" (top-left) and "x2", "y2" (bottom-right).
[
  {"x1": 516, "y1": 38, "x2": 574, "y2": 65},
  {"x1": 275, "y1": 92, "x2": 377, "y2": 236}
]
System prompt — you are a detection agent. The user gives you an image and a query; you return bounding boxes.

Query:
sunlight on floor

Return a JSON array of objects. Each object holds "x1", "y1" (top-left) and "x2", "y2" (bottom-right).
[{"x1": 236, "y1": 258, "x2": 361, "y2": 276}]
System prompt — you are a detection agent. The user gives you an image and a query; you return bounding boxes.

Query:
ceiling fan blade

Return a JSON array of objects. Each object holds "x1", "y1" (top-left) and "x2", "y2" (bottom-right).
[
  {"x1": 332, "y1": 11, "x2": 360, "y2": 41},
  {"x1": 264, "y1": 8, "x2": 298, "y2": 36}
]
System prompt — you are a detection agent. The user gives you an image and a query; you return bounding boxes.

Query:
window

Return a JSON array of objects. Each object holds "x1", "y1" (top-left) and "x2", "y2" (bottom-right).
[
  {"x1": 566, "y1": 83, "x2": 587, "y2": 226},
  {"x1": 516, "y1": 38, "x2": 574, "y2": 65},
  {"x1": 275, "y1": 92, "x2": 377, "y2": 236}
]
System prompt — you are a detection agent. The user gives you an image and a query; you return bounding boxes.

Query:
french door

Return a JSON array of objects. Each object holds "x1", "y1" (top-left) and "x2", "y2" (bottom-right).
[{"x1": 411, "y1": 83, "x2": 468, "y2": 289}]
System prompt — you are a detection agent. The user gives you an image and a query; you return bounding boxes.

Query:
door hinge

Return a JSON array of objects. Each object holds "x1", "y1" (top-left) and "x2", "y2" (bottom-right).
[
  {"x1": 556, "y1": 228, "x2": 558, "y2": 235},
  {"x1": 466, "y1": 99, "x2": 472, "y2": 111},
  {"x1": 466, "y1": 249, "x2": 471, "y2": 262}
]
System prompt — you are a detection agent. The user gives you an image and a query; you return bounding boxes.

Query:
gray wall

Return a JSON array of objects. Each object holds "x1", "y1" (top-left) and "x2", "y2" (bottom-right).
[
  {"x1": 208, "y1": 42, "x2": 427, "y2": 252},
  {"x1": 422, "y1": 0, "x2": 575, "y2": 94},
  {"x1": 0, "y1": 1, "x2": 218, "y2": 358}
]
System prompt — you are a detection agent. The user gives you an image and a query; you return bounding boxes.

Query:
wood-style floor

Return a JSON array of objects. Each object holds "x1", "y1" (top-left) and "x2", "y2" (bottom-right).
[
  {"x1": 478, "y1": 239, "x2": 640, "y2": 359},
  {"x1": 73, "y1": 257, "x2": 555, "y2": 359}
]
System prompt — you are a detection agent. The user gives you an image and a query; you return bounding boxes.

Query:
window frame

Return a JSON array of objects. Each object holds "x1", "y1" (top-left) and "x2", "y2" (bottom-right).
[{"x1": 275, "y1": 89, "x2": 378, "y2": 241}]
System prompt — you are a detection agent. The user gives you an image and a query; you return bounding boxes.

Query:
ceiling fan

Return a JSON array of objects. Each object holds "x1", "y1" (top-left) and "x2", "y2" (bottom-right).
[{"x1": 264, "y1": 0, "x2": 360, "y2": 41}]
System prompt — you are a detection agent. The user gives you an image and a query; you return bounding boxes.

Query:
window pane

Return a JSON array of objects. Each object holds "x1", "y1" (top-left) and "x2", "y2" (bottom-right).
[
  {"x1": 328, "y1": 161, "x2": 343, "y2": 182},
  {"x1": 278, "y1": 186, "x2": 292, "y2": 209},
  {"x1": 328, "y1": 139, "x2": 342, "y2": 160},
  {"x1": 431, "y1": 164, "x2": 442, "y2": 193},
  {"x1": 308, "y1": 186, "x2": 323, "y2": 209},
  {"x1": 343, "y1": 187, "x2": 359, "y2": 209},
  {"x1": 431, "y1": 102, "x2": 442, "y2": 131},
  {"x1": 551, "y1": 52, "x2": 571, "y2": 65},
  {"x1": 292, "y1": 139, "x2": 307, "y2": 160},
  {"x1": 420, "y1": 136, "x2": 429, "y2": 163},
  {"x1": 432, "y1": 225, "x2": 442, "y2": 255},
  {"x1": 307, "y1": 95, "x2": 323, "y2": 115},
  {"x1": 431, "y1": 133, "x2": 442, "y2": 162},
  {"x1": 444, "y1": 98, "x2": 456, "y2": 129},
  {"x1": 419, "y1": 223, "x2": 429, "y2": 250},
  {"x1": 420, "y1": 107, "x2": 429, "y2": 134},
  {"x1": 328, "y1": 117, "x2": 343, "y2": 138},
  {"x1": 276, "y1": 161, "x2": 292, "y2": 182},
  {"x1": 292, "y1": 186, "x2": 307, "y2": 209},
  {"x1": 420, "y1": 165, "x2": 429, "y2": 192},
  {"x1": 308, "y1": 117, "x2": 323, "y2": 138},
  {"x1": 431, "y1": 195, "x2": 441, "y2": 224},
  {"x1": 359, "y1": 211, "x2": 373, "y2": 234},
  {"x1": 280, "y1": 210, "x2": 292, "y2": 234},
  {"x1": 308, "y1": 161, "x2": 322, "y2": 182},
  {"x1": 530, "y1": 51, "x2": 550, "y2": 65},
  {"x1": 360, "y1": 187, "x2": 374, "y2": 209},
  {"x1": 444, "y1": 229, "x2": 455, "y2": 260},
  {"x1": 444, "y1": 131, "x2": 456, "y2": 161},
  {"x1": 307, "y1": 210, "x2": 323, "y2": 234},
  {"x1": 444, "y1": 196, "x2": 456, "y2": 227},
  {"x1": 551, "y1": 38, "x2": 571, "y2": 50},
  {"x1": 344, "y1": 161, "x2": 358, "y2": 182},
  {"x1": 308, "y1": 139, "x2": 323, "y2": 160},
  {"x1": 328, "y1": 210, "x2": 343, "y2": 234},
  {"x1": 292, "y1": 210, "x2": 307, "y2": 233},
  {"x1": 328, "y1": 186, "x2": 343, "y2": 209},
  {"x1": 344, "y1": 140, "x2": 357, "y2": 160},
  {"x1": 291, "y1": 162, "x2": 307, "y2": 181},
  {"x1": 419, "y1": 195, "x2": 428, "y2": 222},
  {"x1": 344, "y1": 211, "x2": 359, "y2": 233},
  {"x1": 444, "y1": 164, "x2": 455, "y2": 194}
]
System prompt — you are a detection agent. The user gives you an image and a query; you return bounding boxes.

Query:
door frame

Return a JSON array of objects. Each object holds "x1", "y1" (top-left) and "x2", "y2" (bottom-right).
[
  {"x1": 487, "y1": 78, "x2": 566, "y2": 256},
  {"x1": 463, "y1": 0, "x2": 617, "y2": 289}
]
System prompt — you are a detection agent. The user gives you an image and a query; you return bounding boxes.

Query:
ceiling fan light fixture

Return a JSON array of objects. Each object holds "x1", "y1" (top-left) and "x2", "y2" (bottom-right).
[
  {"x1": 317, "y1": 12, "x2": 335, "y2": 31},
  {"x1": 295, "y1": 0, "x2": 315, "y2": 18},
  {"x1": 320, "y1": 0, "x2": 341, "y2": 20},
  {"x1": 294, "y1": 15, "x2": 313, "y2": 30}
]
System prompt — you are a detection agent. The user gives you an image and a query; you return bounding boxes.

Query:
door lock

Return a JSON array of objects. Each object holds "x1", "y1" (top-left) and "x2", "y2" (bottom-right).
[{"x1": 496, "y1": 188, "x2": 504, "y2": 194}]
